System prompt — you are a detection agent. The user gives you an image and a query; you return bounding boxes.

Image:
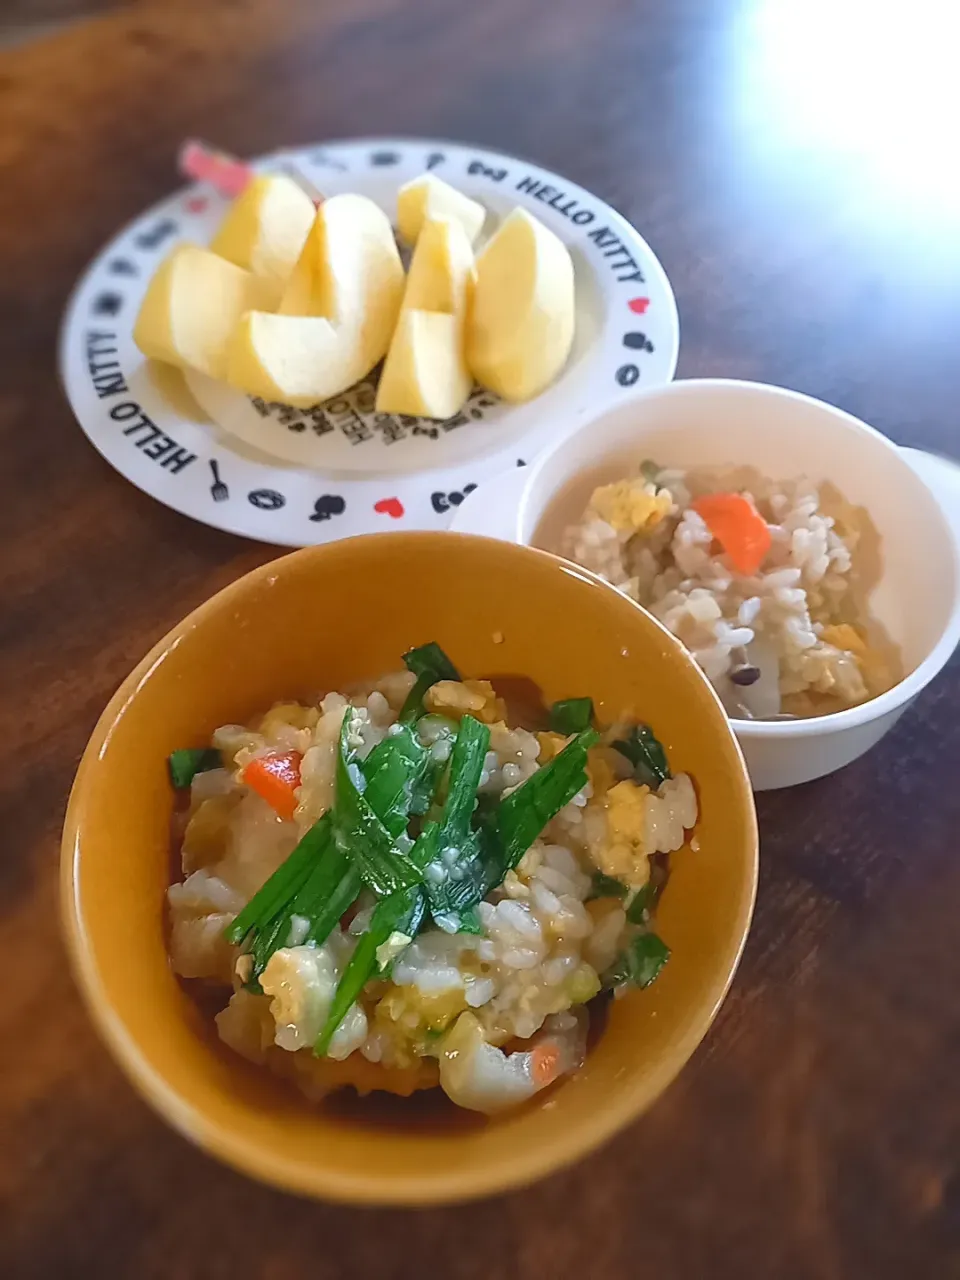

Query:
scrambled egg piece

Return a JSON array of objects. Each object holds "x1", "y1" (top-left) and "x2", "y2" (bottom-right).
[
  {"x1": 586, "y1": 745, "x2": 622, "y2": 799},
  {"x1": 536, "y1": 730, "x2": 568, "y2": 762},
  {"x1": 819, "y1": 623, "x2": 885, "y2": 700},
  {"x1": 426, "y1": 679, "x2": 506, "y2": 723},
  {"x1": 820, "y1": 623, "x2": 865, "y2": 655},
  {"x1": 372, "y1": 985, "x2": 469, "y2": 1067},
  {"x1": 588, "y1": 479, "x2": 672, "y2": 535},
  {"x1": 588, "y1": 779, "x2": 652, "y2": 888},
  {"x1": 566, "y1": 963, "x2": 602, "y2": 1005}
]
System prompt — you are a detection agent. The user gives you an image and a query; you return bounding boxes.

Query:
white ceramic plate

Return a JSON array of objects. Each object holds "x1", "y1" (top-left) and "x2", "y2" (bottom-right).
[{"x1": 59, "y1": 137, "x2": 679, "y2": 546}]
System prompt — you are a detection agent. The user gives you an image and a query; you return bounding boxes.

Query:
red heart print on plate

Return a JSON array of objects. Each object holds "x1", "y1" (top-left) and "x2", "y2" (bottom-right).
[
  {"x1": 628, "y1": 297, "x2": 650, "y2": 315},
  {"x1": 186, "y1": 196, "x2": 209, "y2": 214},
  {"x1": 374, "y1": 497, "x2": 404, "y2": 519}
]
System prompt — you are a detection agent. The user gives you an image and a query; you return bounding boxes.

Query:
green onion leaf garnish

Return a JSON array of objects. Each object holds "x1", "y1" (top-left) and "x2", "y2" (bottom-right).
[
  {"x1": 456, "y1": 906, "x2": 484, "y2": 935},
  {"x1": 604, "y1": 931, "x2": 670, "y2": 990},
  {"x1": 168, "y1": 747, "x2": 222, "y2": 789},
  {"x1": 402, "y1": 641, "x2": 460, "y2": 683},
  {"x1": 549, "y1": 697, "x2": 594, "y2": 735},
  {"x1": 626, "y1": 881, "x2": 665, "y2": 923},
  {"x1": 226, "y1": 815, "x2": 331, "y2": 946},
  {"x1": 435, "y1": 715, "x2": 490, "y2": 841},
  {"x1": 226, "y1": 723, "x2": 436, "y2": 976},
  {"x1": 358, "y1": 723, "x2": 433, "y2": 836},
  {"x1": 428, "y1": 728, "x2": 601, "y2": 928},
  {"x1": 418, "y1": 715, "x2": 493, "y2": 924},
  {"x1": 314, "y1": 882, "x2": 426, "y2": 1057},
  {"x1": 612, "y1": 724, "x2": 671, "y2": 788},
  {"x1": 319, "y1": 718, "x2": 490, "y2": 1051},
  {"x1": 497, "y1": 728, "x2": 599, "y2": 872},
  {"x1": 398, "y1": 642, "x2": 460, "y2": 722},
  {"x1": 588, "y1": 872, "x2": 628, "y2": 901},
  {"x1": 333, "y1": 714, "x2": 426, "y2": 897}
]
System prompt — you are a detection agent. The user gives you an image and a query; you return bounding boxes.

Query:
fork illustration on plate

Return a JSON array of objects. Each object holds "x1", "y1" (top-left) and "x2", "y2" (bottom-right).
[{"x1": 209, "y1": 460, "x2": 229, "y2": 502}]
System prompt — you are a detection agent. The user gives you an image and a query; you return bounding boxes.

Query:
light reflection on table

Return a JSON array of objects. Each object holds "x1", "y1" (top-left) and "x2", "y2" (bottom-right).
[{"x1": 730, "y1": 0, "x2": 960, "y2": 263}]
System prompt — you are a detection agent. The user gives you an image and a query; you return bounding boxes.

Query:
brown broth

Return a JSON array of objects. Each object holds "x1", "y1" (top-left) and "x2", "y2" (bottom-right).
[{"x1": 484, "y1": 672, "x2": 551, "y2": 729}]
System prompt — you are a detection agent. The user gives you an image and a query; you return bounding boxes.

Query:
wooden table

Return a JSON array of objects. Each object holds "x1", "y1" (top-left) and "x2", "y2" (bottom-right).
[{"x1": 3, "y1": 2, "x2": 959, "y2": 1276}]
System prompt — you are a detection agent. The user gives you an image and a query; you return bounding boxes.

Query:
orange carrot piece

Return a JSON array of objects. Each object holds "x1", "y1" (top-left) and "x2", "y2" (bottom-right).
[
  {"x1": 242, "y1": 751, "x2": 302, "y2": 820},
  {"x1": 690, "y1": 492, "x2": 771, "y2": 576},
  {"x1": 530, "y1": 1040, "x2": 562, "y2": 1088}
]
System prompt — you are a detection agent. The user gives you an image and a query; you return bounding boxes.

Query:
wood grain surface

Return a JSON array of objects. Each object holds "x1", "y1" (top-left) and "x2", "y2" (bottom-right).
[{"x1": 2, "y1": 1, "x2": 959, "y2": 1276}]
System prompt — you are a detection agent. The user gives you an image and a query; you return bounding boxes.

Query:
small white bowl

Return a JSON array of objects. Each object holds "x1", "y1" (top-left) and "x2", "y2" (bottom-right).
[{"x1": 452, "y1": 380, "x2": 960, "y2": 790}]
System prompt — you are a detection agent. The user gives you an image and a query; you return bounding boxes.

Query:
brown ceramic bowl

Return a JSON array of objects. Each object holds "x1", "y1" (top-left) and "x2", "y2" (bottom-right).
[{"x1": 62, "y1": 532, "x2": 758, "y2": 1204}]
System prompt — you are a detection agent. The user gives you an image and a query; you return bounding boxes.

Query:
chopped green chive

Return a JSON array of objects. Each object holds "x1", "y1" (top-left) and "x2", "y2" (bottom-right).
[
  {"x1": 456, "y1": 905, "x2": 484, "y2": 935},
  {"x1": 604, "y1": 931, "x2": 670, "y2": 990},
  {"x1": 315, "y1": 822, "x2": 440, "y2": 1055},
  {"x1": 588, "y1": 872, "x2": 628, "y2": 901},
  {"x1": 314, "y1": 882, "x2": 427, "y2": 1057},
  {"x1": 626, "y1": 881, "x2": 664, "y2": 923},
  {"x1": 168, "y1": 747, "x2": 222, "y2": 789},
  {"x1": 333, "y1": 714, "x2": 425, "y2": 897},
  {"x1": 226, "y1": 815, "x2": 332, "y2": 946},
  {"x1": 402, "y1": 641, "x2": 460, "y2": 683},
  {"x1": 226, "y1": 723, "x2": 433, "y2": 967},
  {"x1": 549, "y1": 697, "x2": 594, "y2": 735},
  {"x1": 398, "y1": 642, "x2": 460, "y2": 722},
  {"x1": 419, "y1": 716, "x2": 491, "y2": 925},
  {"x1": 319, "y1": 718, "x2": 491, "y2": 1052},
  {"x1": 612, "y1": 724, "x2": 671, "y2": 789},
  {"x1": 497, "y1": 728, "x2": 599, "y2": 872}
]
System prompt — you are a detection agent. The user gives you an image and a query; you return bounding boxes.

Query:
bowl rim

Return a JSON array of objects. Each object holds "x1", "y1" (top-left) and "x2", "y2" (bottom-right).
[
  {"x1": 61, "y1": 532, "x2": 759, "y2": 1204},
  {"x1": 517, "y1": 377, "x2": 960, "y2": 740}
]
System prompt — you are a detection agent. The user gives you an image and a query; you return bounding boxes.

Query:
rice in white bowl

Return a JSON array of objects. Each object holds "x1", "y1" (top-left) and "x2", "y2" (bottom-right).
[
  {"x1": 560, "y1": 463, "x2": 898, "y2": 720},
  {"x1": 165, "y1": 666, "x2": 697, "y2": 1114}
]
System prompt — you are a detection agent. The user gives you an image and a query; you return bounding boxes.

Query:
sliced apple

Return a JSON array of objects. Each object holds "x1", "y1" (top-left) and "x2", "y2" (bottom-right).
[
  {"x1": 225, "y1": 194, "x2": 405, "y2": 407},
  {"x1": 133, "y1": 243, "x2": 277, "y2": 380},
  {"x1": 209, "y1": 174, "x2": 315, "y2": 284},
  {"x1": 397, "y1": 173, "x2": 486, "y2": 247},
  {"x1": 277, "y1": 194, "x2": 402, "y2": 335},
  {"x1": 375, "y1": 215, "x2": 475, "y2": 419},
  {"x1": 225, "y1": 313, "x2": 347, "y2": 406},
  {"x1": 466, "y1": 208, "x2": 575, "y2": 402}
]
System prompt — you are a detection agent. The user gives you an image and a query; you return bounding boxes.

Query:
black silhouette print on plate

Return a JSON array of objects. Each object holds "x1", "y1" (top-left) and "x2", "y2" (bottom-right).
[
  {"x1": 134, "y1": 219, "x2": 179, "y2": 251},
  {"x1": 431, "y1": 484, "x2": 477, "y2": 514},
  {"x1": 616, "y1": 363, "x2": 640, "y2": 388},
  {"x1": 310, "y1": 495, "x2": 346, "y2": 522},
  {"x1": 247, "y1": 488, "x2": 286, "y2": 511},
  {"x1": 310, "y1": 152, "x2": 348, "y2": 171},
  {"x1": 108, "y1": 258, "x2": 138, "y2": 276},
  {"x1": 370, "y1": 151, "x2": 400, "y2": 166},
  {"x1": 92, "y1": 292, "x2": 123, "y2": 317},
  {"x1": 426, "y1": 152, "x2": 446, "y2": 170},
  {"x1": 467, "y1": 160, "x2": 507, "y2": 182},
  {"x1": 209, "y1": 460, "x2": 229, "y2": 502},
  {"x1": 623, "y1": 332, "x2": 654, "y2": 353}
]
